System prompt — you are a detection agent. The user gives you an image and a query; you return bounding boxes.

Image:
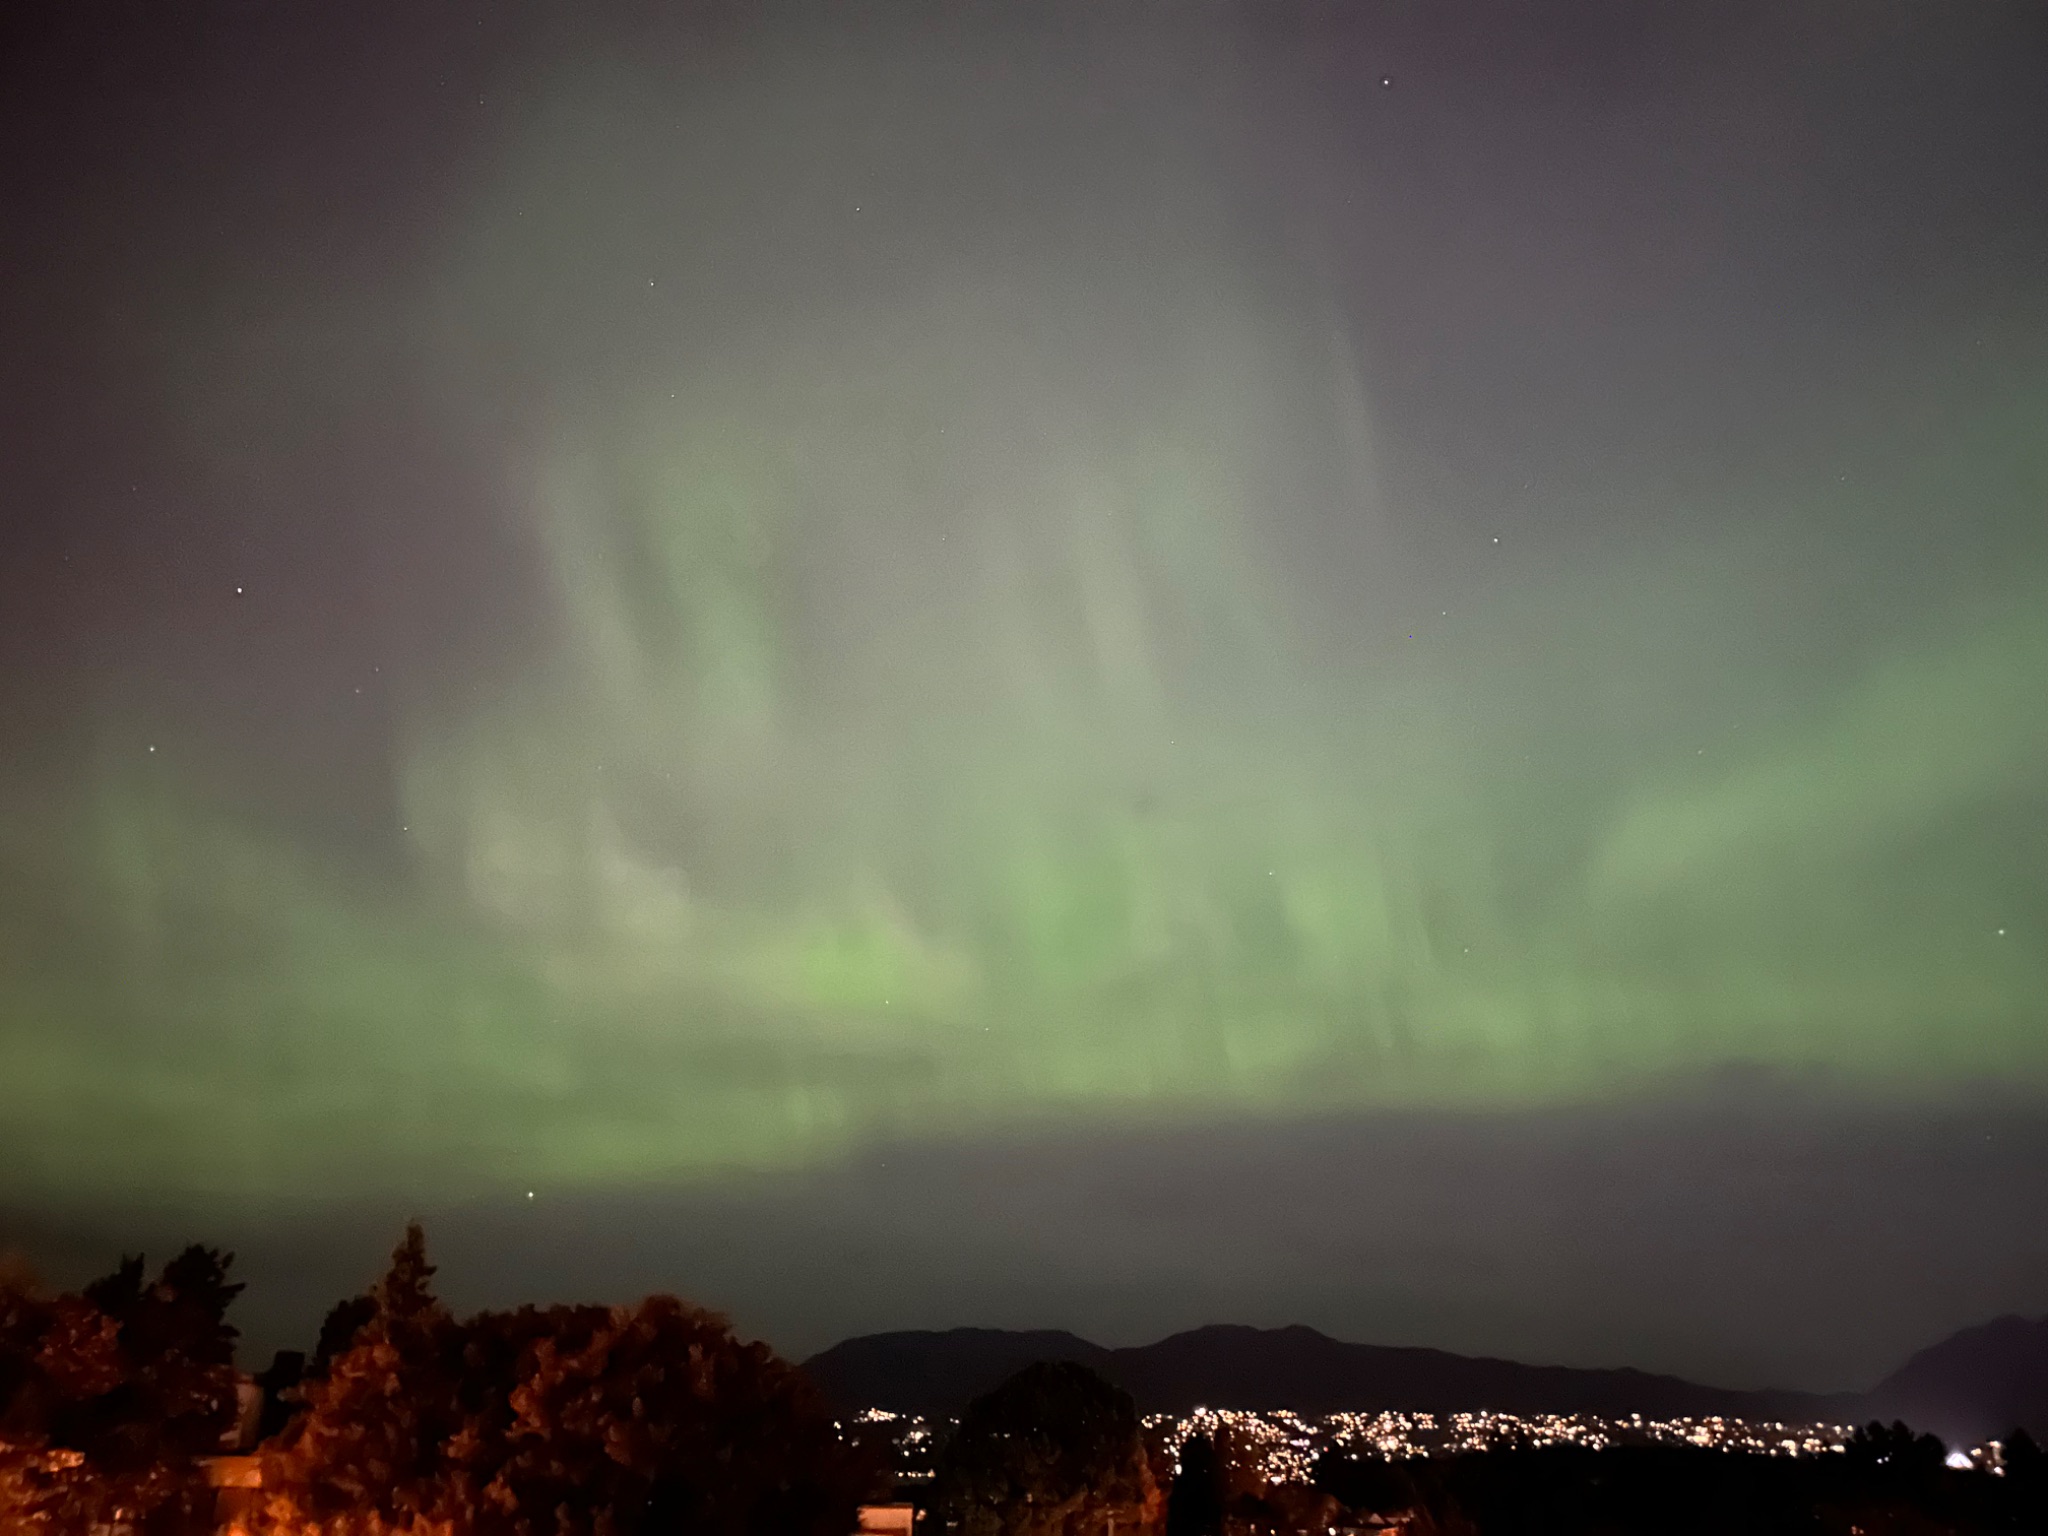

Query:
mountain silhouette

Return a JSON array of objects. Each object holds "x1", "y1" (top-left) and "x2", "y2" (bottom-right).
[
  {"x1": 807, "y1": 1319, "x2": 2048, "y2": 1442},
  {"x1": 804, "y1": 1322, "x2": 1862, "y2": 1426},
  {"x1": 1864, "y1": 1314, "x2": 2048, "y2": 1449},
  {"x1": 804, "y1": 1327, "x2": 1111, "y2": 1415}
]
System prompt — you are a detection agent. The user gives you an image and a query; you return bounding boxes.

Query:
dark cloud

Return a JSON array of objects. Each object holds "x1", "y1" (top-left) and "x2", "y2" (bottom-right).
[{"x1": 13, "y1": 1084, "x2": 2043, "y2": 1392}]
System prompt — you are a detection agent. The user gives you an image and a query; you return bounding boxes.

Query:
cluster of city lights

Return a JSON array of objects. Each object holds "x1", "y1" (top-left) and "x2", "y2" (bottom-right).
[
  {"x1": 841, "y1": 1404, "x2": 1886, "y2": 1487},
  {"x1": 842, "y1": 1404, "x2": 2023, "y2": 1486},
  {"x1": 1148, "y1": 1406, "x2": 1856, "y2": 1482}
]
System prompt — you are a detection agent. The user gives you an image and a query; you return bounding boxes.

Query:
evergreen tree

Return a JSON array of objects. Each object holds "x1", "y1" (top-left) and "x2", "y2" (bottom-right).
[
  {"x1": 309, "y1": 1298, "x2": 378, "y2": 1377},
  {"x1": 259, "y1": 1223, "x2": 463, "y2": 1536},
  {"x1": 1164, "y1": 1433, "x2": 1223, "y2": 1536}
]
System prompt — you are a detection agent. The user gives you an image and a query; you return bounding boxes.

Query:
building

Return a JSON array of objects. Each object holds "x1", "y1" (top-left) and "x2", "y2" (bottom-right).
[
  {"x1": 203, "y1": 1455, "x2": 263, "y2": 1536},
  {"x1": 855, "y1": 1504, "x2": 919, "y2": 1535}
]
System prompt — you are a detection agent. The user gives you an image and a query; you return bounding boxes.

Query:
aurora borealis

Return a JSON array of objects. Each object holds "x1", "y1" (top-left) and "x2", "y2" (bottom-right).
[{"x1": 3, "y1": 0, "x2": 2045, "y2": 1382}]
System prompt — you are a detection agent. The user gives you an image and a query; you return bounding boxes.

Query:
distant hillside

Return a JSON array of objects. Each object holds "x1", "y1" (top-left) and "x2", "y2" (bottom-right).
[
  {"x1": 803, "y1": 1327, "x2": 1110, "y2": 1415},
  {"x1": 803, "y1": 1322, "x2": 1861, "y2": 1426},
  {"x1": 1865, "y1": 1314, "x2": 2048, "y2": 1448}
]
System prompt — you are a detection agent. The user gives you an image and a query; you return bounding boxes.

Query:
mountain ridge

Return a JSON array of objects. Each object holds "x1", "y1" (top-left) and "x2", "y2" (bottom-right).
[
  {"x1": 1865, "y1": 1313, "x2": 2048, "y2": 1448},
  {"x1": 803, "y1": 1317, "x2": 2048, "y2": 1443}
]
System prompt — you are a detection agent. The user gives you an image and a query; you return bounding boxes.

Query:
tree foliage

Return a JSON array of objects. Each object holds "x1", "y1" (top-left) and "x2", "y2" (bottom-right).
[
  {"x1": 1843, "y1": 1420, "x2": 1949, "y2": 1488},
  {"x1": 257, "y1": 1225, "x2": 464, "y2": 1536},
  {"x1": 934, "y1": 1361, "x2": 1160, "y2": 1536},
  {"x1": 2002, "y1": 1427, "x2": 2046, "y2": 1525},
  {"x1": 258, "y1": 1225, "x2": 877, "y2": 1536},
  {"x1": 1164, "y1": 1433, "x2": 1222, "y2": 1536},
  {"x1": 1312, "y1": 1448, "x2": 1418, "y2": 1518},
  {"x1": 0, "y1": 1247, "x2": 243, "y2": 1536}
]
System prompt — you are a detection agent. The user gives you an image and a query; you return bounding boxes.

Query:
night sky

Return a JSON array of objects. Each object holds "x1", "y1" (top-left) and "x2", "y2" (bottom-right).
[{"x1": 2, "y1": 0, "x2": 2045, "y2": 1391}]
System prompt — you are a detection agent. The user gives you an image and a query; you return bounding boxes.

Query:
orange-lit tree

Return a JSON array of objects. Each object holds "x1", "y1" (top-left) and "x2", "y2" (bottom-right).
[
  {"x1": 258, "y1": 1225, "x2": 465, "y2": 1536},
  {"x1": 455, "y1": 1295, "x2": 879, "y2": 1535},
  {"x1": 0, "y1": 1247, "x2": 243, "y2": 1536},
  {"x1": 260, "y1": 1226, "x2": 878, "y2": 1536}
]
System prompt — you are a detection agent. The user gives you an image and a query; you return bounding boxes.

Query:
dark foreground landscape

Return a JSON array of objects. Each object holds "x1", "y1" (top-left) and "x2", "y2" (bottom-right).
[{"x1": 5, "y1": 1230, "x2": 2046, "y2": 1536}]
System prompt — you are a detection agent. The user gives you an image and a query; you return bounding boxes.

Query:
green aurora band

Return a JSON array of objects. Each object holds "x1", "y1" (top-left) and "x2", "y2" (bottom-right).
[{"x1": 3, "y1": 70, "x2": 2045, "y2": 1203}]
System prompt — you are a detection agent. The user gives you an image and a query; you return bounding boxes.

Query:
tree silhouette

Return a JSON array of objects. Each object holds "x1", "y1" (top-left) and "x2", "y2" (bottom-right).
[
  {"x1": 258, "y1": 1222, "x2": 464, "y2": 1536},
  {"x1": 259, "y1": 1225, "x2": 877, "y2": 1536},
  {"x1": 309, "y1": 1296, "x2": 377, "y2": 1376},
  {"x1": 449, "y1": 1295, "x2": 878, "y2": 1536},
  {"x1": 2002, "y1": 1428, "x2": 2045, "y2": 1525},
  {"x1": 1312, "y1": 1449, "x2": 1418, "y2": 1519},
  {"x1": 253, "y1": 1351, "x2": 306, "y2": 1443},
  {"x1": 372, "y1": 1226, "x2": 437, "y2": 1327},
  {"x1": 933, "y1": 1361, "x2": 1160, "y2": 1536},
  {"x1": 0, "y1": 1246, "x2": 242, "y2": 1536},
  {"x1": 1164, "y1": 1433, "x2": 1223, "y2": 1536},
  {"x1": 2003, "y1": 1426, "x2": 2041, "y2": 1476},
  {"x1": 1844, "y1": 1419, "x2": 1947, "y2": 1486}
]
